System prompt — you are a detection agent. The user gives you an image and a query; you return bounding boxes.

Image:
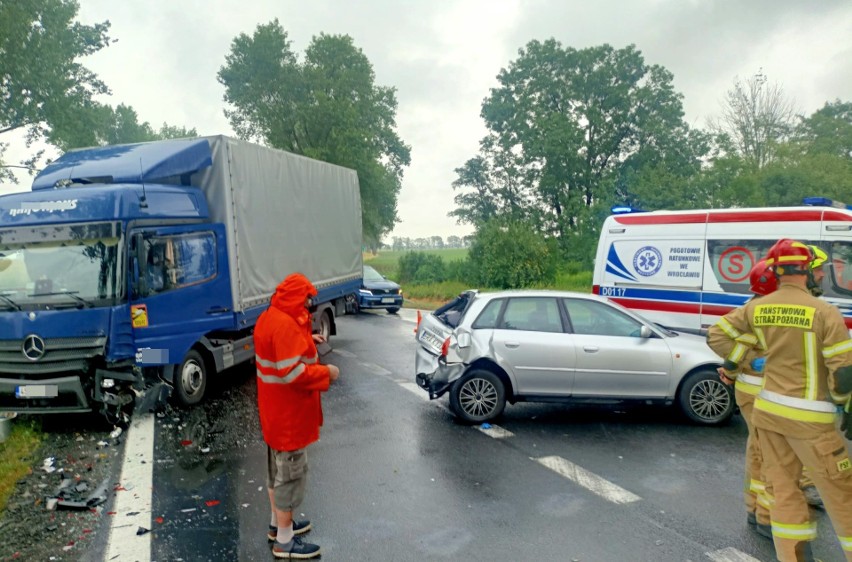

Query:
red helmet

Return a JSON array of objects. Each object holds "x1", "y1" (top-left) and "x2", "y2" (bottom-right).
[
  {"x1": 749, "y1": 259, "x2": 777, "y2": 296},
  {"x1": 764, "y1": 239, "x2": 814, "y2": 276}
]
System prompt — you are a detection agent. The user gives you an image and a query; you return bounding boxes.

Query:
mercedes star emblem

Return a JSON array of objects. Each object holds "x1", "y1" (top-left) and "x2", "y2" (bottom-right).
[{"x1": 22, "y1": 334, "x2": 46, "y2": 361}]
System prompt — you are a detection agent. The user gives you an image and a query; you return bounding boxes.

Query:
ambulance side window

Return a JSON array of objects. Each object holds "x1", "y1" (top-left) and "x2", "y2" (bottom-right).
[
  {"x1": 827, "y1": 242, "x2": 852, "y2": 297},
  {"x1": 707, "y1": 240, "x2": 775, "y2": 295}
]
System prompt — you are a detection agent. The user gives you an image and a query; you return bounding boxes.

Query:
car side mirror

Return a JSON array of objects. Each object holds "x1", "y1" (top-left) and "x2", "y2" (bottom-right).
[{"x1": 640, "y1": 325, "x2": 653, "y2": 338}]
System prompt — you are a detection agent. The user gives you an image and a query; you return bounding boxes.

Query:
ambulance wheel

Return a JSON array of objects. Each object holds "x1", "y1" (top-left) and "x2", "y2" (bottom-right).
[
  {"x1": 175, "y1": 350, "x2": 207, "y2": 406},
  {"x1": 449, "y1": 369, "x2": 506, "y2": 424},
  {"x1": 678, "y1": 369, "x2": 734, "y2": 425}
]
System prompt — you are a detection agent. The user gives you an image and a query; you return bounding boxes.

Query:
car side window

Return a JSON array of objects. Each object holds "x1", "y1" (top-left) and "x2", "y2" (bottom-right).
[
  {"x1": 498, "y1": 297, "x2": 562, "y2": 333},
  {"x1": 472, "y1": 298, "x2": 504, "y2": 329},
  {"x1": 562, "y1": 298, "x2": 644, "y2": 337}
]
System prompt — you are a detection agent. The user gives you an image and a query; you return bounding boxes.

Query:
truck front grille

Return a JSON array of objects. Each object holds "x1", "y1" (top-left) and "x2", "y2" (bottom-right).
[{"x1": 0, "y1": 337, "x2": 107, "y2": 378}]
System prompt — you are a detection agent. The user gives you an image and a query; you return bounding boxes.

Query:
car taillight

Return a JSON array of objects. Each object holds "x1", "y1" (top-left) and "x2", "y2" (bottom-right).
[{"x1": 441, "y1": 337, "x2": 451, "y2": 358}]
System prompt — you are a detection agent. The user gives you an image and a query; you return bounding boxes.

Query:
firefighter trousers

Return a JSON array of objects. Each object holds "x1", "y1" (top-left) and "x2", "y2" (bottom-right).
[
  {"x1": 738, "y1": 393, "x2": 771, "y2": 525},
  {"x1": 756, "y1": 426, "x2": 852, "y2": 561}
]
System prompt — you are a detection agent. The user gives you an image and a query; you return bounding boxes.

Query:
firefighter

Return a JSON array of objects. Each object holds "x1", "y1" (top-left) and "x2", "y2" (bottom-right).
[
  {"x1": 708, "y1": 239, "x2": 852, "y2": 562},
  {"x1": 807, "y1": 245, "x2": 828, "y2": 297},
  {"x1": 709, "y1": 260, "x2": 775, "y2": 538}
]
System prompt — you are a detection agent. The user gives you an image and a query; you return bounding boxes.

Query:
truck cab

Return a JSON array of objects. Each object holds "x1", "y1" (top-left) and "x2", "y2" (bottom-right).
[{"x1": 0, "y1": 136, "x2": 363, "y2": 421}]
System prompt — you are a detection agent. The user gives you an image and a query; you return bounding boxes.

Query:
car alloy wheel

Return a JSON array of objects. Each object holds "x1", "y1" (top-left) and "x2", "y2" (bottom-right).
[
  {"x1": 449, "y1": 369, "x2": 506, "y2": 424},
  {"x1": 679, "y1": 369, "x2": 734, "y2": 425}
]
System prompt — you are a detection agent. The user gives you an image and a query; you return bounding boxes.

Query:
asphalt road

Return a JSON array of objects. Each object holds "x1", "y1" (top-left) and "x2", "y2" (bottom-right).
[{"x1": 128, "y1": 310, "x2": 847, "y2": 561}]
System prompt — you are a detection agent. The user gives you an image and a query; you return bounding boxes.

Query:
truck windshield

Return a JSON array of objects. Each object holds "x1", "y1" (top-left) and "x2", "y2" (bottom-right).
[{"x1": 0, "y1": 222, "x2": 122, "y2": 309}]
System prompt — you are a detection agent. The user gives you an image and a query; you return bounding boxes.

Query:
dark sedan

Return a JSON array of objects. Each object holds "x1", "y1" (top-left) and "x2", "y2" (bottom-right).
[{"x1": 350, "y1": 265, "x2": 403, "y2": 314}]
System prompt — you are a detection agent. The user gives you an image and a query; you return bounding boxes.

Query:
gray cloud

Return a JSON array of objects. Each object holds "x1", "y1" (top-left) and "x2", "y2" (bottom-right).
[{"x1": 3, "y1": 0, "x2": 850, "y2": 241}]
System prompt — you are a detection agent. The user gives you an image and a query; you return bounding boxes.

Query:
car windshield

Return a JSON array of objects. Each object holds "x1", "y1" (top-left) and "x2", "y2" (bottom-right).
[{"x1": 363, "y1": 265, "x2": 385, "y2": 282}]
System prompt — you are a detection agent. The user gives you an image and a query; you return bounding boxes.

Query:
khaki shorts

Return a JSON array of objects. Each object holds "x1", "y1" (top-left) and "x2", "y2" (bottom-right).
[{"x1": 266, "y1": 446, "x2": 308, "y2": 511}]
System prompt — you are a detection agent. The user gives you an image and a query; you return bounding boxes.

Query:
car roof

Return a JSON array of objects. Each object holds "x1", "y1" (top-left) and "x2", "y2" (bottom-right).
[{"x1": 472, "y1": 289, "x2": 609, "y2": 303}]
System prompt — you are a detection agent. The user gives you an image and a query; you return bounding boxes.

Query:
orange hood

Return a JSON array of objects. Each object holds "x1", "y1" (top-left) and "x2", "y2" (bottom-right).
[{"x1": 270, "y1": 273, "x2": 318, "y2": 318}]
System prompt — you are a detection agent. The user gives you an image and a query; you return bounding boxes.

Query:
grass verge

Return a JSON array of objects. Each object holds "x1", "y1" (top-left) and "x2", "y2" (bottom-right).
[{"x1": 0, "y1": 418, "x2": 43, "y2": 515}]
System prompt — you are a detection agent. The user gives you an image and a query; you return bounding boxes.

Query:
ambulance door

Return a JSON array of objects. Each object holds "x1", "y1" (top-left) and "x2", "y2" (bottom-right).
[{"x1": 820, "y1": 224, "x2": 852, "y2": 329}]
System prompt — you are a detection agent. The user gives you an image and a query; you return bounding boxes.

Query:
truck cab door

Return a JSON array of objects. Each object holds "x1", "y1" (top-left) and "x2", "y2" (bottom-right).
[{"x1": 129, "y1": 224, "x2": 232, "y2": 362}]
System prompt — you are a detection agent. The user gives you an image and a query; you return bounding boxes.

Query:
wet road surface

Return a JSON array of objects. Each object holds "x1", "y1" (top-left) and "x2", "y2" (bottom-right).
[{"x1": 141, "y1": 309, "x2": 846, "y2": 562}]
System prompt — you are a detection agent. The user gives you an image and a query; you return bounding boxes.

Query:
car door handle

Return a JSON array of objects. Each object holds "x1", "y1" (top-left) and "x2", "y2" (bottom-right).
[
  {"x1": 207, "y1": 306, "x2": 231, "y2": 314},
  {"x1": 504, "y1": 342, "x2": 520, "y2": 349},
  {"x1": 583, "y1": 346, "x2": 599, "y2": 353}
]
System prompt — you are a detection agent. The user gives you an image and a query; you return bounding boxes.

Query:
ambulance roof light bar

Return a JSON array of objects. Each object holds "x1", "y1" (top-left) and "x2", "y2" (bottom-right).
[
  {"x1": 610, "y1": 204, "x2": 646, "y2": 214},
  {"x1": 802, "y1": 196, "x2": 852, "y2": 210}
]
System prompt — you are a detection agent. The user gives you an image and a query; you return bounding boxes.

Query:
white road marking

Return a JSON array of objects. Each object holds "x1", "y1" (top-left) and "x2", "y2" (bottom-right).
[
  {"x1": 475, "y1": 424, "x2": 515, "y2": 439},
  {"x1": 360, "y1": 362, "x2": 392, "y2": 376},
  {"x1": 398, "y1": 381, "x2": 430, "y2": 400},
  {"x1": 105, "y1": 413, "x2": 155, "y2": 561},
  {"x1": 535, "y1": 455, "x2": 642, "y2": 504},
  {"x1": 706, "y1": 547, "x2": 762, "y2": 562},
  {"x1": 333, "y1": 349, "x2": 357, "y2": 358}
]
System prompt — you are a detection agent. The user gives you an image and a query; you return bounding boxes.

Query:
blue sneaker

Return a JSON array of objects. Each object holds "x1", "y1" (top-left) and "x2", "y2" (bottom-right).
[{"x1": 272, "y1": 536, "x2": 321, "y2": 559}]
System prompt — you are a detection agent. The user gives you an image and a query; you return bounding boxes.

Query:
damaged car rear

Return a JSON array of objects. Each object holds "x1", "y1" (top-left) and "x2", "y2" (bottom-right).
[{"x1": 415, "y1": 290, "x2": 733, "y2": 426}]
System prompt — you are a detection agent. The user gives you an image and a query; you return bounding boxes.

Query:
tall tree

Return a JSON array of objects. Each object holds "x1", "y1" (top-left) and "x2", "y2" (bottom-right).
[
  {"x1": 217, "y1": 21, "x2": 411, "y2": 245},
  {"x1": 0, "y1": 0, "x2": 111, "y2": 181},
  {"x1": 472, "y1": 41, "x2": 699, "y2": 260},
  {"x1": 794, "y1": 99, "x2": 852, "y2": 159},
  {"x1": 710, "y1": 71, "x2": 796, "y2": 169}
]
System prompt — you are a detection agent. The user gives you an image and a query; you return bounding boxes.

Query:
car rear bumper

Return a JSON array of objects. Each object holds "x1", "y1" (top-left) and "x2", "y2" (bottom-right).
[{"x1": 415, "y1": 346, "x2": 464, "y2": 399}]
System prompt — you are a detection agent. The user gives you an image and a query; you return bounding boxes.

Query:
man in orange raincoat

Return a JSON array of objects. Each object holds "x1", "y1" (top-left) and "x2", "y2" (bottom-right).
[{"x1": 255, "y1": 273, "x2": 339, "y2": 559}]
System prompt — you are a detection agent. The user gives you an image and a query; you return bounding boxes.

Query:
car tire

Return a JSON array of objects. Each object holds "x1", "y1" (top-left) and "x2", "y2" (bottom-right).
[
  {"x1": 386, "y1": 307, "x2": 399, "y2": 314},
  {"x1": 678, "y1": 369, "x2": 734, "y2": 425},
  {"x1": 175, "y1": 349, "x2": 207, "y2": 406},
  {"x1": 449, "y1": 369, "x2": 506, "y2": 424}
]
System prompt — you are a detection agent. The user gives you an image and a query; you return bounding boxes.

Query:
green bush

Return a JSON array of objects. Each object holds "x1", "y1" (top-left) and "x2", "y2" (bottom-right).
[
  {"x1": 468, "y1": 221, "x2": 556, "y2": 289},
  {"x1": 398, "y1": 252, "x2": 446, "y2": 284}
]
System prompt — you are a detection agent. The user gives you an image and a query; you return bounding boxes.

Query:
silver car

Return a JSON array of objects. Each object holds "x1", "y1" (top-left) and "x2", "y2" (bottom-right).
[{"x1": 414, "y1": 290, "x2": 733, "y2": 425}]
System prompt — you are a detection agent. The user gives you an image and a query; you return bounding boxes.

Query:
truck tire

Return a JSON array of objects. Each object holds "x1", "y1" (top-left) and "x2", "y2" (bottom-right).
[
  {"x1": 318, "y1": 310, "x2": 332, "y2": 341},
  {"x1": 175, "y1": 350, "x2": 207, "y2": 406},
  {"x1": 677, "y1": 369, "x2": 734, "y2": 425},
  {"x1": 449, "y1": 369, "x2": 506, "y2": 424},
  {"x1": 345, "y1": 294, "x2": 360, "y2": 315}
]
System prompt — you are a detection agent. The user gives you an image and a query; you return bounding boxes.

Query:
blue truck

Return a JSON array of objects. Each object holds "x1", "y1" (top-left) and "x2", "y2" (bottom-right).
[{"x1": 0, "y1": 136, "x2": 363, "y2": 422}]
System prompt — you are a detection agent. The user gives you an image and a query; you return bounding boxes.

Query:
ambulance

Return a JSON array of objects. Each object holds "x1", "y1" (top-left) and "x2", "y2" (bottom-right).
[{"x1": 592, "y1": 197, "x2": 852, "y2": 334}]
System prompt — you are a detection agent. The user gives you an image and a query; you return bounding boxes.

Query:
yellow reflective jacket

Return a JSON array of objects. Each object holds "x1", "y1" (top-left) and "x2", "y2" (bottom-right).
[{"x1": 709, "y1": 282, "x2": 852, "y2": 434}]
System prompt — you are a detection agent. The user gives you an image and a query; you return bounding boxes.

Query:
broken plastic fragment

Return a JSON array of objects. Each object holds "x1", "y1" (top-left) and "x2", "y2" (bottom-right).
[
  {"x1": 481, "y1": 423, "x2": 492, "y2": 429},
  {"x1": 205, "y1": 500, "x2": 220, "y2": 507},
  {"x1": 136, "y1": 526, "x2": 150, "y2": 536}
]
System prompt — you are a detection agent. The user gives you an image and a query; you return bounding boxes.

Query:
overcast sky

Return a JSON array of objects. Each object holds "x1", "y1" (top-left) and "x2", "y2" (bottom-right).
[{"x1": 3, "y1": 0, "x2": 851, "y2": 241}]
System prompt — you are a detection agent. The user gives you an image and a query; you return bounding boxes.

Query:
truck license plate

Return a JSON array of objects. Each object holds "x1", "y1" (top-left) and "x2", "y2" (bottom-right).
[
  {"x1": 15, "y1": 384, "x2": 59, "y2": 399},
  {"x1": 381, "y1": 297, "x2": 395, "y2": 303}
]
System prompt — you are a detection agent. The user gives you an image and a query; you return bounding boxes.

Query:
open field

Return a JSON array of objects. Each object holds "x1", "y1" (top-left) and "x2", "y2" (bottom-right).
[{"x1": 364, "y1": 249, "x2": 593, "y2": 308}]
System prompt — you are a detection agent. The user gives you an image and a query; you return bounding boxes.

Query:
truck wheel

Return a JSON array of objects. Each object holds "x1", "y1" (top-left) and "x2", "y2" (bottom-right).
[
  {"x1": 175, "y1": 350, "x2": 207, "y2": 406},
  {"x1": 678, "y1": 369, "x2": 734, "y2": 425},
  {"x1": 449, "y1": 369, "x2": 506, "y2": 424},
  {"x1": 318, "y1": 310, "x2": 332, "y2": 341},
  {"x1": 345, "y1": 294, "x2": 360, "y2": 315}
]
